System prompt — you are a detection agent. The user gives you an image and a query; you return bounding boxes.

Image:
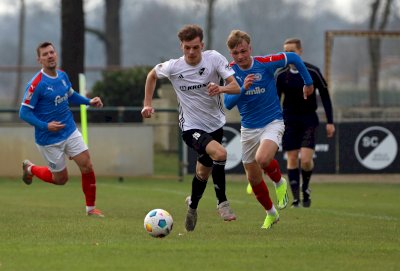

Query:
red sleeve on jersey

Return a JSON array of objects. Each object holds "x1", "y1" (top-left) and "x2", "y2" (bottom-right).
[
  {"x1": 24, "y1": 72, "x2": 43, "y2": 105},
  {"x1": 254, "y1": 53, "x2": 285, "y2": 63}
]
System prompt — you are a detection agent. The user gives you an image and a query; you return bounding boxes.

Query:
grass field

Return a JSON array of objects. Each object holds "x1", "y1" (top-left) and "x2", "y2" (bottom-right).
[{"x1": 0, "y1": 172, "x2": 399, "y2": 271}]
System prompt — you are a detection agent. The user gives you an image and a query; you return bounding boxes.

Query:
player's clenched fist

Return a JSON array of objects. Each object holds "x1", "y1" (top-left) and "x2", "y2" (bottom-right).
[{"x1": 141, "y1": 106, "x2": 155, "y2": 118}]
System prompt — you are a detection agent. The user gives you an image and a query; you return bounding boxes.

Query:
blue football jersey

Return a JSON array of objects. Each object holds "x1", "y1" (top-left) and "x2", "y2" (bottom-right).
[
  {"x1": 225, "y1": 52, "x2": 312, "y2": 129},
  {"x1": 21, "y1": 69, "x2": 77, "y2": 145}
]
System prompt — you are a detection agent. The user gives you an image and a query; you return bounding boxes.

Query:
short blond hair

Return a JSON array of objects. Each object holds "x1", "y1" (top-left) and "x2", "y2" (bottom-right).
[{"x1": 226, "y1": 30, "x2": 251, "y2": 49}]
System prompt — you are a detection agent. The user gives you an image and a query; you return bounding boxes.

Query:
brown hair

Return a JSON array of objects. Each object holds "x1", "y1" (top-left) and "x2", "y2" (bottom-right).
[
  {"x1": 226, "y1": 30, "x2": 251, "y2": 50},
  {"x1": 36, "y1": 41, "x2": 55, "y2": 57},
  {"x1": 284, "y1": 38, "x2": 302, "y2": 49},
  {"x1": 177, "y1": 24, "x2": 203, "y2": 42}
]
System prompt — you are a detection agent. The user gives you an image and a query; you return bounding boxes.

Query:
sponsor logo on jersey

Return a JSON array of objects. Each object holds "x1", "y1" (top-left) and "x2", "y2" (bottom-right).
[
  {"x1": 54, "y1": 93, "x2": 69, "y2": 106},
  {"x1": 253, "y1": 73, "x2": 262, "y2": 81},
  {"x1": 199, "y1": 67, "x2": 208, "y2": 76},
  {"x1": 47, "y1": 86, "x2": 54, "y2": 92},
  {"x1": 179, "y1": 81, "x2": 210, "y2": 91},
  {"x1": 225, "y1": 64, "x2": 232, "y2": 71},
  {"x1": 235, "y1": 76, "x2": 243, "y2": 83},
  {"x1": 178, "y1": 74, "x2": 184, "y2": 79},
  {"x1": 245, "y1": 86, "x2": 265, "y2": 95}
]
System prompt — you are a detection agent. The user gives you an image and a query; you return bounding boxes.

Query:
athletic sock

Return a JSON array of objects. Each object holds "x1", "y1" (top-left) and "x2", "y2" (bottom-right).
[
  {"x1": 86, "y1": 206, "x2": 95, "y2": 212},
  {"x1": 189, "y1": 175, "x2": 208, "y2": 209},
  {"x1": 211, "y1": 160, "x2": 228, "y2": 205},
  {"x1": 301, "y1": 169, "x2": 313, "y2": 199},
  {"x1": 264, "y1": 159, "x2": 282, "y2": 183},
  {"x1": 288, "y1": 168, "x2": 300, "y2": 201},
  {"x1": 82, "y1": 171, "x2": 96, "y2": 207},
  {"x1": 252, "y1": 180, "x2": 273, "y2": 211},
  {"x1": 266, "y1": 205, "x2": 277, "y2": 215},
  {"x1": 31, "y1": 165, "x2": 54, "y2": 183}
]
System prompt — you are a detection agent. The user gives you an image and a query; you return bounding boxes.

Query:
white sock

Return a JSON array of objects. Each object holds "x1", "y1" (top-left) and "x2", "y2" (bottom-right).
[
  {"x1": 86, "y1": 206, "x2": 95, "y2": 212},
  {"x1": 266, "y1": 205, "x2": 277, "y2": 215},
  {"x1": 27, "y1": 165, "x2": 33, "y2": 175}
]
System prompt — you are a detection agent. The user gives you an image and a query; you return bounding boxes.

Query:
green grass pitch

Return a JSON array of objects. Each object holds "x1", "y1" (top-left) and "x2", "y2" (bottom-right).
[{"x1": 0, "y1": 176, "x2": 399, "y2": 271}]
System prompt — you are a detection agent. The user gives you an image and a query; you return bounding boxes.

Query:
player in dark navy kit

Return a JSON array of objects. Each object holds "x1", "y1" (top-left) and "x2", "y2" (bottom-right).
[
  {"x1": 19, "y1": 41, "x2": 105, "y2": 217},
  {"x1": 276, "y1": 38, "x2": 335, "y2": 208},
  {"x1": 224, "y1": 30, "x2": 314, "y2": 229}
]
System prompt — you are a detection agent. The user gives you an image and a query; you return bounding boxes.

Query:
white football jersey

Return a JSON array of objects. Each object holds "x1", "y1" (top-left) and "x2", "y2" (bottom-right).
[{"x1": 154, "y1": 50, "x2": 234, "y2": 132}]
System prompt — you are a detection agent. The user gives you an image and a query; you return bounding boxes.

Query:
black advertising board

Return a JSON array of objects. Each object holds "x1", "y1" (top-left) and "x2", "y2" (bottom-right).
[{"x1": 338, "y1": 122, "x2": 400, "y2": 173}]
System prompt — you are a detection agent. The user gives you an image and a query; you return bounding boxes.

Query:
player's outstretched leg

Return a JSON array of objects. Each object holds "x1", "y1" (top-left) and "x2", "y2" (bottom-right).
[
  {"x1": 82, "y1": 172, "x2": 104, "y2": 217},
  {"x1": 264, "y1": 159, "x2": 288, "y2": 209}
]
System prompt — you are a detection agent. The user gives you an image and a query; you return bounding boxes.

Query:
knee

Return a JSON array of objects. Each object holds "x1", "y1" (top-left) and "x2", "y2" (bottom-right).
[
  {"x1": 301, "y1": 159, "x2": 314, "y2": 171},
  {"x1": 287, "y1": 157, "x2": 298, "y2": 168},
  {"x1": 255, "y1": 156, "x2": 272, "y2": 170},
  {"x1": 80, "y1": 162, "x2": 94, "y2": 174},
  {"x1": 213, "y1": 148, "x2": 227, "y2": 162},
  {"x1": 196, "y1": 166, "x2": 211, "y2": 181}
]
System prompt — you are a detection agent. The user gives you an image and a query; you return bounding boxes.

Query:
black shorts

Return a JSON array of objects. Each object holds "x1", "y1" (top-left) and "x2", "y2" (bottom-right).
[
  {"x1": 282, "y1": 113, "x2": 319, "y2": 151},
  {"x1": 182, "y1": 128, "x2": 223, "y2": 167}
]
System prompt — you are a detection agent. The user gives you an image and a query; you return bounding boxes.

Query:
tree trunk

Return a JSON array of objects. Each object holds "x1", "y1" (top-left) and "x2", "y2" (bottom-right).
[
  {"x1": 205, "y1": 0, "x2": 216, "y2": 50},
  {"x1": 61, "y1": 0, "x2": 84, "y2": 90},
  {"x1": 367, "y1": 0, "x2": 392, "y2": 106},
  {"x1": 368, "y1": 38, "x2": 380, "y2": 106},
  {"x1": 105, "y1": 0, "x2": 121, "y2": 66},
  {"x1": 13, "y1": 0, "x2": 25, "y2": 111}
]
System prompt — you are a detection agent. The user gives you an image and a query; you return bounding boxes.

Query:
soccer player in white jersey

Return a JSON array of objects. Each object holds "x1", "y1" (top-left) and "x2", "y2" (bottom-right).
[
  {"x1": 224, "y1": 30, "x2": 314, "y2": 229},
  {"x1": 19, "y1": 42, "x2": 104, "y2": 217},
  {"x1": 141, "y1": 24, "x2": 241, "y2": 232}
]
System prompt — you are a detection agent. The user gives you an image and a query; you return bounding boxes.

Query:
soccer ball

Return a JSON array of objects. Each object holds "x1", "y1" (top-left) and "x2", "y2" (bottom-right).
[{"x1": 144, "y1": 209, "x2": 173, "y2": 238}]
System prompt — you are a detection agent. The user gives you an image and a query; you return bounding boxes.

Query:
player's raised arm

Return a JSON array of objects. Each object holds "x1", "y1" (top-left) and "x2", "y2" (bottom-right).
[{"x1": 141, "y1": 68, "x2": 158, "y2": 118}]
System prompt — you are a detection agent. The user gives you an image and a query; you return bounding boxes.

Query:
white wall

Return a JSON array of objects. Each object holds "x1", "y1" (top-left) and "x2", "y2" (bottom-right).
[{"x1": 0, "y1": 124, "x2": 153, "y2": 177}]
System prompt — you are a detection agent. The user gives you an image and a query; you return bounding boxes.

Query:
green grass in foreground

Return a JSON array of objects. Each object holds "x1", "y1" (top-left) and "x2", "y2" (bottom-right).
[{"x1": 0, "y1": 177, "x2": 399, "y2": 271}]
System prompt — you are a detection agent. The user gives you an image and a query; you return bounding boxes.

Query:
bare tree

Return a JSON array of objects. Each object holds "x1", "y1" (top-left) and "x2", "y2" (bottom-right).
[
  {"x1": 13, "y1": 0, "x2": 25, "y2": 109},
  {"x1": 86, "y1": 0, "x2": 121, "y2": 67},
  {"x1": 61, "y1": 0, "x2": 84, "y2": 90},
  {"x1": 368, "y1": 0, "x2": 393, "y2": 106},
  {"x1": 205, "y1": 0, "x2": 217, "y2": 50}
]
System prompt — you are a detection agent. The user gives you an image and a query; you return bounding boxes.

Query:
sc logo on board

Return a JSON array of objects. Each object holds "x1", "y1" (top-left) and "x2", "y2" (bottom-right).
[{"x1": 354, "y1": 126, "x2": 398, "y2": 170}]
